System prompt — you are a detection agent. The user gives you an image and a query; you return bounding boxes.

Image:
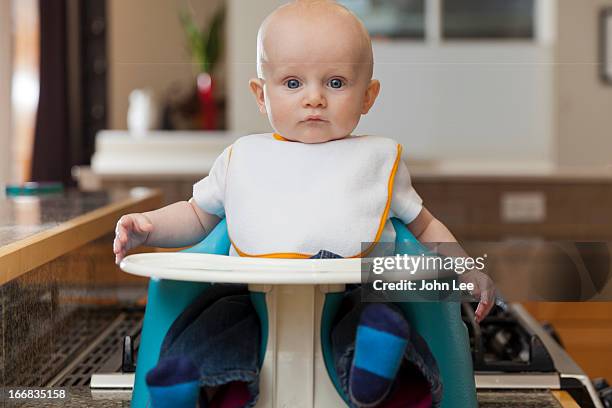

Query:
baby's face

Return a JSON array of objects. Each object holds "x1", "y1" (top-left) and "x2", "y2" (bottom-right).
[{"x1": 250, "y1": 3, "x2": 379, "y2": 143}]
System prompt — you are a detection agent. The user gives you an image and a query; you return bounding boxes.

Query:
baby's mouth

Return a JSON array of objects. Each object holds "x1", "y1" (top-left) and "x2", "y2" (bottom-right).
[{"x1": 302, "y1": 115, "x2": 328, "y2": 123}]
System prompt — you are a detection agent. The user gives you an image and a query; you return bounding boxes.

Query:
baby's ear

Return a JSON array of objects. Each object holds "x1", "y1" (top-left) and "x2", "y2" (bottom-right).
[
  {"x1": 249, "y1": 78, "x2": 267, "y2": 114},
  {"x1": 362, "y1": 79, "x2": 380, "y2": 114}
]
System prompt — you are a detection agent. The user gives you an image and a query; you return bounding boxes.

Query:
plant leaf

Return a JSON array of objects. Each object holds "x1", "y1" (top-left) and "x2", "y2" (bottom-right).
[
  {"x1": 180, "y1": 9, "x2": 205, "y2": 68},
  {"x1": 205, "y1": 6, "x2": 225, "y2": 73}
]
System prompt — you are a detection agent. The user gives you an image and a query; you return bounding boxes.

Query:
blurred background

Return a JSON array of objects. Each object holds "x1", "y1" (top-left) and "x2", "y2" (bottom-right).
[
  {"x1": 2, "y1": 0, "x2": 612, "y2": 406},
  {"x1": 2, "y1": 0, "x2": 611, "y2": 185}
]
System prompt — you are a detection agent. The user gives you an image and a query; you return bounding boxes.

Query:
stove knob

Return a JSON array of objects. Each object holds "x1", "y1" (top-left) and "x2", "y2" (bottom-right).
[
  {"x1": 593, "y1": 377, "x2": 610, "y2": 392},
  {"x1": 122, "y1": 335, "x2": 136, "y2": 373},
  {"x1": 599, "y1": 386, "x2": 612, "y2": 408}
]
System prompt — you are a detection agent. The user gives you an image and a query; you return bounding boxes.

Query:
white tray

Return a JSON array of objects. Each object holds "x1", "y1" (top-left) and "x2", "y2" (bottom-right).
[{"x1": 120, "y1": 253, "x2": 363, "y2": 284}]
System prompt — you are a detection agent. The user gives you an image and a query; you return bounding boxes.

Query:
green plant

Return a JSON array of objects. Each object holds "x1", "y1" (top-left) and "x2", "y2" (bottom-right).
[{"x1": 180, "y1": 6, "x2": 225, "y2": 73}]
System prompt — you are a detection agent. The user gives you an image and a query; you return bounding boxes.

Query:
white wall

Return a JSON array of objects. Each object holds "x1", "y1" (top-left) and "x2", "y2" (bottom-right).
[
  {"x1": 556, "y1": 0, "x2": 612, "y2": 166},
  {"x1": 0, "y1": 0, "x2": 13, "y2": 185},
  {"x1": 357, "y1": 43, "x2": 554, "y2": 161},
  {"x1": 227, "y1": 0, "x2": 284, "y2": 134},
  {"x1": 227, "y1": 0, "x2": 556, "y2": 162}
]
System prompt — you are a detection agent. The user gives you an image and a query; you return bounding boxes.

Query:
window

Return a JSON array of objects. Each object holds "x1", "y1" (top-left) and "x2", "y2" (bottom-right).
[
  {"x1": 340, "y1": 0, "x2": 535, "y2": 40},
  {"x1": 339, "y1": 0, "x2": 425, "y2": 39},
  {"x1": 443, "y1": 0, "x2": 534, "y2": 39}
]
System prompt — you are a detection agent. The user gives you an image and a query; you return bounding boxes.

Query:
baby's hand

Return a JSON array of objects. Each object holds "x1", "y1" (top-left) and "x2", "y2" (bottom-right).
[
  {"x1": 459, "y1": 269, "x2": 496, "y2": 324},
  {"x1": 113, "y1": 213, "x2": 154, "y2": 265}
]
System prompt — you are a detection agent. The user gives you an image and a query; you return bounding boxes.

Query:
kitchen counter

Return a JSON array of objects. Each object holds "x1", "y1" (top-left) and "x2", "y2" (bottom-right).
[
  {"x1": 13, "y1": 388, "x2": 580, "y2": 407},
  {"x1": 0, "y1": 188, "x2": 161, "y2": 393},
  {"x1": 0, "y1": 189, "x2": 592, "y2": 407},
  {"x1": 89, "y1": 131, "x2": 612, "y2": 182},
  {"x1": 0, "y1": 189, "x2": 161, "y2": 285},
  {"x1": 407, "y1": 160, "x2": 612, "y2": 182},
  {"x1": 90, "y1": 130, "x2": 239, "y2": 176}
]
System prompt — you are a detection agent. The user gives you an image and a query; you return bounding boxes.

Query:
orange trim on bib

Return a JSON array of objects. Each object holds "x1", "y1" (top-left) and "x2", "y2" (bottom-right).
[
  {"x1": 273, "y1": 133, "x2": 289, "y2": 141},
  {"x1": 231, "y1": 241, "x2": 312, "y2": 259},
  {"x1": 354, "y1": 143, "x2": 402, "y2": 258},
  {"x1": 228, "y1": 143, "x2": 404, "y2": 259}
]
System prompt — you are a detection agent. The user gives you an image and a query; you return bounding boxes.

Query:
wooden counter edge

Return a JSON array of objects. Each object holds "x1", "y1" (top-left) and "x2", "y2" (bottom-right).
[
  {"x1": 0, "y1": 190, "x2": 162, "y2": 285},
  {"x1": 551, "y1": 390, "x2": 581, "y2": 408}
]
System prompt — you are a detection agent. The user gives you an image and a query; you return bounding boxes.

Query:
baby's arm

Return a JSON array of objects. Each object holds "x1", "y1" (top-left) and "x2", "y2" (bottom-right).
[
  {"x1": 407, "y1": 207, "x2": 456, "y2": 244},
  {"x1": 113, "y1": 198, "x2": 220, "y2": 264},
  {"x1": 407, "y1": 207, "x2": 495, "y2": 323}
]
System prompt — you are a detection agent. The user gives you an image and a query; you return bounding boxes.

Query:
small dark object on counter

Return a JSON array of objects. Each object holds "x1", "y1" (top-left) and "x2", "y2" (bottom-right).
[
  {"x1": 122, "y1": 336, "x2": 136, "y2": 373},
  {"x1": 593, "y1": 377, "x2": 610, "y2": 391},
  {"x1": 600, "y1": 386, "x2": 612, "y2": 408},
  {"x1": 6, "y1": 182, "x2": 64, "y2": 196}
]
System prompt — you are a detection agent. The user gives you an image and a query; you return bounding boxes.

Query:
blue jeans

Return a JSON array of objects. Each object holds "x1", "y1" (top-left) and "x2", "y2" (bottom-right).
[
  {"x1": 158, "y1": 283, "x2": 260, "y2": 406},
  {"x1": 157, "y1": 251, "x2": 442, "y2": 407}
]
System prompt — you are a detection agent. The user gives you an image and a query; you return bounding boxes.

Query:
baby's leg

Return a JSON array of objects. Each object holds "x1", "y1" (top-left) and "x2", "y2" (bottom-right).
[
  {"x1": 377, "y1": 363, "x2": 432, "y2": 408},
  {"x1": 207, "y1": 381, "x2": 251, "y2": 408},
  {"x1": 146, "y1": 356, "x2": 200, "y2": 408},
  {"x1": 349, "y1": 303, "x2": 410, "y2": 407},
  {"x1": 332, "y1": 288, "x2": 442, "y2": 407},
  {"x1": 148, "y1": 284, "x2": 261, "y2": 408}
]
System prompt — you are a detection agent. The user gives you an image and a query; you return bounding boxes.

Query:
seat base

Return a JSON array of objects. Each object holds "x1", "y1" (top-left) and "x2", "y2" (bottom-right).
[{"x1": 251, "y1": 284, "x2": 347, "y2": 407}]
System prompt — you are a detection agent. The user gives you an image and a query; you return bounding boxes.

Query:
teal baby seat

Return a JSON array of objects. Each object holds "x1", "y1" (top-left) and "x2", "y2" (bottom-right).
[{"x1": 131, "y1": 218, "x2": 477, "y2": 408}]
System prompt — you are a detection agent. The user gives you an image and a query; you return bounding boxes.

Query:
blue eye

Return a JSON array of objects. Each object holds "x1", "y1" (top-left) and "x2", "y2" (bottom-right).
[
  {"x1": 286, "y1": 79, "x2": 301, "y2": 89},
  {"x1": 329, "y1": 78, "x2": 344, "y2": 89}
]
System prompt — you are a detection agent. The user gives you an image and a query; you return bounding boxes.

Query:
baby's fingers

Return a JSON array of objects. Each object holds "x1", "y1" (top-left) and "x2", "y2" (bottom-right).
[
  {"x1": 117, "y1": 215, "x2": 136, "y2": 232},
  {"x1": 115, "y1": 249, "x2": 126, "y2": 265},
  {"x1": 459, "y1": 275, "x2": 480, "y2": 301},
  {"x1": 113, "y1": 234, "x2": 125, "y2": 263},
  {"x1": 474, "y1": 289, "x2": 495, "y2": 324},
  {"x1": 113, "y1": 228, "x2": 128, "y2": 249},
  {"x1": 113, "y1": 219, "x2": 132, "y2": 259},
  {"x1": 113, "y1": 236, "x2": 128, "y2": 260}
]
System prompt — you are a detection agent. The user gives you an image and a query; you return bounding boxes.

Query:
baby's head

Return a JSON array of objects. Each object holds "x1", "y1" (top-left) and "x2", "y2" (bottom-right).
[{"x1": 249, "y1": 0, "x2": 380, "y2": 143}]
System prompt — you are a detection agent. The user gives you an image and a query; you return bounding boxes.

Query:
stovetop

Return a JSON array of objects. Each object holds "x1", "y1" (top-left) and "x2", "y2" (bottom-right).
[
  {"x1": 462, "y1": 301, "x2": 605, "y2": 408},
  {"x1": 461, "y1": 302, "x2": 555, "y2": 373},
  {"x1": 5, "y1": 282, "x2": 606, "y2": 407}
]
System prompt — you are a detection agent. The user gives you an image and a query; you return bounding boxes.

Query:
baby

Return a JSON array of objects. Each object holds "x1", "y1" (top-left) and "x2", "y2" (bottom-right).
[{"x1": 114, "y1": 1, "x2": 495, "y2": 407}]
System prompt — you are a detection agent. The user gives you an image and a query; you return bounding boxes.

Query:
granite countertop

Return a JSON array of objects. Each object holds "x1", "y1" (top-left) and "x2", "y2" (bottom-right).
[
  {"x1": 0, "y1": 188, "x2": 162, "y2": 286},
  {"x1": 0, "y1": 191, "x2": 113, "y2": 247},
  {"x1": 0, "y1": 189, "x2": 157, "y2": 248},
  {"x1": 13, "y1": 388, "x2": 568, "y2": 407}
]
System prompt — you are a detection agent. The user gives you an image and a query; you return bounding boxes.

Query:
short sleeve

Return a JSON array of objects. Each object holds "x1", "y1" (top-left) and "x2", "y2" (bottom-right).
[
  {"x1": 390, "y1": 158, "x2": 423, "y2": 224},
  {"x1": 192, "y1": 145, "x2": 232, "y2": 217}
]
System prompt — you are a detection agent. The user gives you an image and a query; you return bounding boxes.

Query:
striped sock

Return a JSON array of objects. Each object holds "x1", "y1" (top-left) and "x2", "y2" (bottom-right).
[
  {"x1": 349, "y1": 304, "x2": 410, "y2": 407},
  {"x1": 146, "y1": 356, "x2": 200, "y2": 408}
]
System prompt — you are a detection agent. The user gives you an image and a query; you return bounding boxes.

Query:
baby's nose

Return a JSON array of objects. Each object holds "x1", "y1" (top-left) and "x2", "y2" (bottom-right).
[{"x1": 302, "y1": 86, "x2": 326, "y2": 108}]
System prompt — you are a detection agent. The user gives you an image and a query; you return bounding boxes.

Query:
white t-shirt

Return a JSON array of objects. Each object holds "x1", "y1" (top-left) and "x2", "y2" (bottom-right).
[{"x1": 193, "y1": 133, "x2": 423, "y2": 258}]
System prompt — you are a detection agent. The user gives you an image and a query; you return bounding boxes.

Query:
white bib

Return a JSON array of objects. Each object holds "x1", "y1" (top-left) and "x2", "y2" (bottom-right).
[{"x1": 224, "y1": 134, "x2": 402, "y2": 258}]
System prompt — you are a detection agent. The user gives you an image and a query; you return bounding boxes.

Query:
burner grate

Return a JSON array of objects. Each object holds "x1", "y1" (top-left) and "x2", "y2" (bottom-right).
[
  {"x1": 5, "y1": 308, "x2": 123, "y2": 387},
  {"x1": 48, "y1": 308, "x2": 143, "y2": 387},
  {"x1": 462, "y1": 303, "x2": 555, "y2": 373}
]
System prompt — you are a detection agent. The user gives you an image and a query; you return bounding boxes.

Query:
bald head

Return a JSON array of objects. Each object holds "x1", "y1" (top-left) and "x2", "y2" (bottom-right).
[{"x1": 256, "y1": 0, "x2": 373, "y2": 79}]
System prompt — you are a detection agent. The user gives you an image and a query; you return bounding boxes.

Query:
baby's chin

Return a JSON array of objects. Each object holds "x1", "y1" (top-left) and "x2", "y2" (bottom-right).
[{"x1": 278, "y1": 128, "x2": 349, "y2": 144}]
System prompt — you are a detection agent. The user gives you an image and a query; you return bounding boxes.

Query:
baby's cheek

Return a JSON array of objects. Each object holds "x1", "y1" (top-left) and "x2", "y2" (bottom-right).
[
  {"x1": 269, "y1": 93, "x2": 289, "y2": 116},
  {"x1": 269, "y1": 102, "x2": 288, "y2": 121},
  {"x1": 338, "y1": 105, "x2": 362, "y2": 132},
  {"x1": 269, "y1": 106, "x2": 293, "y2": 134}
]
